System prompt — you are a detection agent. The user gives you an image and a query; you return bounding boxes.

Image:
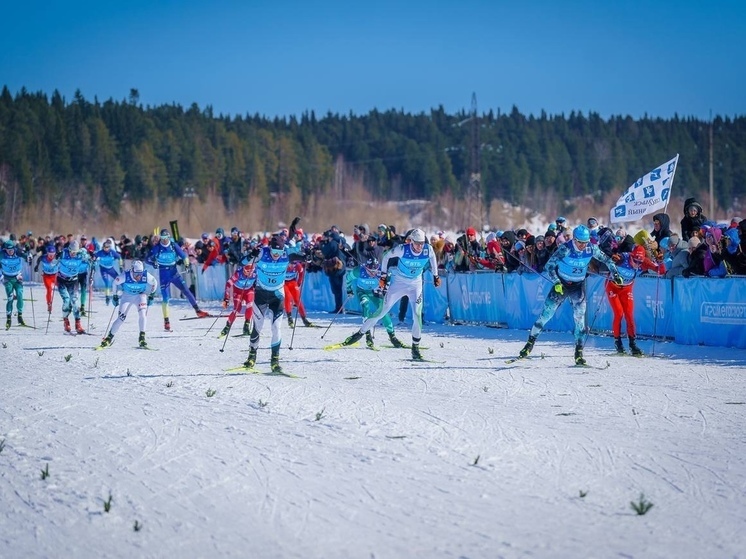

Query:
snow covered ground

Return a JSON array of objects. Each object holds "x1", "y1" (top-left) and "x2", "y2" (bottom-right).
[{"x1": 2, "y1": 290, "x2": 746, "y2": 559}]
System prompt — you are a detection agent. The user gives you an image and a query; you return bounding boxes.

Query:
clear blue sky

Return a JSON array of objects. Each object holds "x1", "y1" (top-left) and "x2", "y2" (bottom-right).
[{"x1": 2, "y1": 0, "x2": 744, "y2": 120}]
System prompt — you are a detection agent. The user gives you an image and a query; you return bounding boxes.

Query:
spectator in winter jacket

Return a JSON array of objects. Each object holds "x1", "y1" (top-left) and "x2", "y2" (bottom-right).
[
  {"x1": 680, "y1": 198, "x2": 707, "y2": 242},
  {"x1": 651, "y1": 213, "x2": 673, "y2": 245},
  {"x1": 453, "y1": 227, "x2": 481, "y2": 272},
  {"x1": 716, "y1": 228, "x2": 746, "y2": 275},
  {"x1": 682, "y1": 237, "x2": 707, "y2": 277}
]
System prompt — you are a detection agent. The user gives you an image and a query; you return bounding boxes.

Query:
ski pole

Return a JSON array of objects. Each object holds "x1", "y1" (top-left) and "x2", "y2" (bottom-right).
[
  {"x1": 29, "y1": 284, "x2": 36, "y2": 329},
  {"x1": 45, "y1": 284, "x2": 56, "y2": 335},
  {"x1": 102, "y1": 301, "x2": 118, "y2": 340},
  {"x1": 218, "y1": 322, "x2": 231, "y2": 352},
  {"x1": 320, "y1": 292, "x2": 355, "y2": 339},
  {"x1": 288, "y1": 267, "x2": 308, "y2": 351}
]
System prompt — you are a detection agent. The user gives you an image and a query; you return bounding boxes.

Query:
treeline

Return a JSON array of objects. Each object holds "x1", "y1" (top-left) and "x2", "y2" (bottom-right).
[{"x1": 1, "y1": 85, "x2": 744, "y2": 225}]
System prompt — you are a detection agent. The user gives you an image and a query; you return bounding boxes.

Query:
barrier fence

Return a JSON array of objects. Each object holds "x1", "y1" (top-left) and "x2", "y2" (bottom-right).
[{"x1": 19, "y1": 261, "x2": 746, "y2": 349}]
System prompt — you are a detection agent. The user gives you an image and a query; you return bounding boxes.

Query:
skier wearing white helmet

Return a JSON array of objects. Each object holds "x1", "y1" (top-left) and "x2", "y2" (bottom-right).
[
  {"x1": 99, "y1": 260, "x2": 158, "y2": 349},
  {"x1": 336, "y1": 228, "x2": 440, "y2": 361}
]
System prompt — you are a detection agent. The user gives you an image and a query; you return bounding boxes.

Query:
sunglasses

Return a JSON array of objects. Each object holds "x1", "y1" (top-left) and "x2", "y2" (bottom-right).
[{"x1": 270, "y1": 248, "x2": 284, "y2": 257}]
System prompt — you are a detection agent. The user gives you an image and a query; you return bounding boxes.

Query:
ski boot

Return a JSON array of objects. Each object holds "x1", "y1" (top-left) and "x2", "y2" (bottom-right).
[
  {"x1": 270, "y1": 354, "x2": 283, "y2": 374},
  {"x1": 342, "y1": 331, "x2": 364, "y2": 346},
  {"x1": 5, "y1": 315, "x2": 10, "y2": 330},
  {"x1": 388, "y1": 331, "x2": 405, "y2": 348},
  {"x1": 100, "y1": 333, "x2": 114, "y2": 348},
  {"x1": 63, "y1": 317, "x2": 71, "y2": 333},
  {"x1": 244, "y1": 348, "x2": 257, "y2": 369},
  {"x1": 79, "y1": 305, "x2": 87, "y2": 317},
  {"x1": 519, "y1": 335, "x2": 536, "y2": 358},
  {"x1": 302, "y1": 317, "x2": 314, "y2": 327},
  {"x1": 164, "y1": 318, "x2": 172, "y2": 332},
  {"x1": 287, "y1": 316, "x2": 295, "y2": 328},
  {"x1": 574, "y1": 343, "x2": 586, "y2": 366},
  {"x1": 629, "y1": 336, "x2": 643, "y2": 357},
  {"x1": 195, "y1": 307, "x2": 209, "y2": 318},
  {"x1": 75, "y1": 318, "x2": 85, "y2": 334},
  {"x1": 411, "y1": 343, "x2": 423, "y2": 361},
  {"x1": 219, "y1": 322, "x2": 231, "y2": 338},
  {"x1": 365, "y1": 331, "x2": 375, "y2": 348},
  {"x1": 614, "y1": 337, "x2": 625, "y2": 354},
  {"x1": 17, "y1": 314, "x2": 25, "y2": 326},
  {"x1": 242, "y1": 321, "x2": 251, "y2": 336},
  {"x1": 138, "y1": 331, "x2": 147, "y2": 348}
]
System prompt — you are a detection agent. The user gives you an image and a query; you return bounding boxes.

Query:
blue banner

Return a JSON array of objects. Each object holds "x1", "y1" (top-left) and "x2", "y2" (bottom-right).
[{"x1": 673, "y1": 277, "x2": 746, "y2": 347}]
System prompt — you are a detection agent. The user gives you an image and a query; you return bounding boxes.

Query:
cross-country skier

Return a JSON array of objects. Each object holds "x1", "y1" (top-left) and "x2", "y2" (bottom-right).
[
  {"x1": 1, "y1": 239, "x2": 26, "y2": 328},
  {"x1": 516, "y1": 225, "x2": 622, "y2": 365},
  {"x1": 283, "y1": 259, "x2": 314, "y2": 328},
  {"x1": 99, "y1": 260, "x2": 158, "y2": 348},
  {"x1": 338, "y1": 228, "x2": 439, "y2": 360},
  {"x1": 94, "y1": 239, "x2": 122, "y2": 305},
  {"x1": 147, "y1": 229, "x2": 209, "y2": 331},
  {"x1": 56, "y1": 241, "x2": 86, "y2": 333},
  {"x1": 76, "y1": 236, "x2": 94, "y2": 316},
  {"x1": 241, "y1": 235, "x2": 306, "y2": 373},
  {"x1": 345, "y1": 256, "x2": 405, "y2": 349},
  {"x1": 607, "y1": 245, "x2": 665, "y2": 356},
  {"x1": 219, "y1": 255, "x2": 257, "y2": 338},
  {"x1": 34, "y1": 244, "x2": 60, "y2": 313}
]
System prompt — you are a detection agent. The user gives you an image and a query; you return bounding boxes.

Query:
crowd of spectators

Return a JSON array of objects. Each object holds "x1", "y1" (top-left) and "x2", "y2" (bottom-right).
[{"x1": 3, "y1": 197, "x2": 746, "y2": 290}]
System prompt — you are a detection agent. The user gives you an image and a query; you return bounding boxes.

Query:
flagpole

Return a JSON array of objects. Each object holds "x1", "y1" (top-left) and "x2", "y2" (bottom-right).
[{"x1": 662, "y1": 153, "x2": 679, "y2": 216}]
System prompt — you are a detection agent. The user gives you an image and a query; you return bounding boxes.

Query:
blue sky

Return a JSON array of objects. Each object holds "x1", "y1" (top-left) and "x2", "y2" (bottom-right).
[{"x1": 2, "y1": 0, "x2": 744, "y2": 120}]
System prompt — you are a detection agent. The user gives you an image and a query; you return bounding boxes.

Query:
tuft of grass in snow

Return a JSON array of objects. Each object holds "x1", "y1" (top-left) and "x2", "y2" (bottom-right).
[
  {"x1": 2, "y1": 342, "x2": 7, "y2": 349},
  {"x1": 315, "y1": 408, "x2": 325, "y2": 421},
  {"x1": 488, "y1": 347, "x2": 494, "y2": 354},
  {"x1": 630, "y1": 493, "x2": 654, "y2": 515},
  {"x1": 37, "y1": 350, "x2": 44, "y2": 357},
  {"x1": 133, "y1": 520, "x2": 142, "y2": 532},
  {"x1": 41, "y1": 463, "x2": 50, "y2": 480},
  {"x1": 258, "y1": 399, "x2": 268, "y2": 408},
  {"x1": 166, "y1": 381, "x2": 173, "y2": 388},
  {"x1": 472, "y1": 455, "x2": 480, "y2": 466},
  {"x1": 0, "y1": 439, "x2": 5, "y2": 453},
  {"x1": 579, "y1": 489, "x2": 588, "y2": 498},
  {"x1": 103, "y1": 493, "x2": 113, "y2": 513},
  {"x1": 205, "y1": 388, "x2": 216, "y2": 398},
  {"x1": 64, "y1": 354, "x2": 72, "y2": 362}
]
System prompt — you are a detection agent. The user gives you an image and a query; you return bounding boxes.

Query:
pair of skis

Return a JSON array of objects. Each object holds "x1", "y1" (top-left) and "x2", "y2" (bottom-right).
[{"x1": 224, "y1": 364, "x2": 302, "y2": 378}]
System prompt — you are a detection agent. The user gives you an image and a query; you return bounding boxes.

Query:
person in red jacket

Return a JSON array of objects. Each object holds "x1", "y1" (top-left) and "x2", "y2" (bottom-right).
[
  {"x1": 606, "y1": 245, "x2": 666, "y2": 356},
  {"x1": 219, "y1": 256, "x2": 257, "y2": 338},
  {"x1": 284, "y1": 259, "x2": 314, "y2": 327}
]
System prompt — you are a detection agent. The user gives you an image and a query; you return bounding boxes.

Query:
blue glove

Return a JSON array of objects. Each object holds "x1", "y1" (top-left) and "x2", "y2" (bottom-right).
[
  {"x1": 112, "y1": 294, "x2": 120, "y2": 306},
  {"x1": 147, "y1": 293, "x2": 154, "y2": 306},
  {"x1": 553, "y1": 283, "x2": 563, "y2": 295}
]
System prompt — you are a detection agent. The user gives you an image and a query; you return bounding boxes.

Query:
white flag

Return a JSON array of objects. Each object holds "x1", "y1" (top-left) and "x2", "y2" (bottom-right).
[{"x1": 609, "y1": 154, "x2": 679, "y2": 224}]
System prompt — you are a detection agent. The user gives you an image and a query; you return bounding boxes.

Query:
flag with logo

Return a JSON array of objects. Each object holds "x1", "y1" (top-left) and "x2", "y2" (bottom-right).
[{"x1": 609, "y1": 154, "x2": 679, "y2": 224}]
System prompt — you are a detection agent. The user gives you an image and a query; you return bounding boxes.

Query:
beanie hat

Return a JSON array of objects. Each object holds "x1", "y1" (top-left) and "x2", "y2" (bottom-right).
[{"x1": 466, "y1": 227, "x2": 477, "y2": 236}]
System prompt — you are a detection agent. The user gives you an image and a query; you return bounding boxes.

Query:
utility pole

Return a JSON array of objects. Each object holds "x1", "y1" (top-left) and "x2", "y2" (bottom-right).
[
  {"x1": 709, "y1": 110, "x2": 714, "y2": 219},
  {"x1": 464, "y1": 92, "x2": 483, "y2": 229}
]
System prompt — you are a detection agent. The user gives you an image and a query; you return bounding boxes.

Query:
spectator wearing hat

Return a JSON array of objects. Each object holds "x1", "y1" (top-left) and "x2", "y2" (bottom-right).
[
  {"x1": 682, "y1": 236, "x2": 707, "y2": 277},
  {"x1": 651, "y1": 213, "x2": 673, "y2": 245},
  {"x1": 716, "y1": 227, "x2": 746, "y2": 274},
  {"x1": 680, "y1": 198, "x2": 707, "y2": 242},
  {"x1": 454, "y1": 227, "x2": 481, "y2": 272}
]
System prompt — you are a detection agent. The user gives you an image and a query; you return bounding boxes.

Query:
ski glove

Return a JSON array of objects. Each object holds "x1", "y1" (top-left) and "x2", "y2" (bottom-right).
[
  {"x1": 112, "y1": 294, "x2": 120, "y2": 307},
  {"x1": 553, "y1": 283, "x2": 563, "y2": 295},
  {"x1": 147, "y1": 294, "x2": 154, "y2": 306},
  {"x1": 378, "y1": 273, "x2": 388, "y2": 291},
  {"x1": 222, "y1": 299, "x2": 229, "y2": 309},
  {"x1": 612, "y1": 273, "x2": 624, "y2": 286},
  {"x1": 433, "y1": 276, "x2": 441, "y2": 288}
]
